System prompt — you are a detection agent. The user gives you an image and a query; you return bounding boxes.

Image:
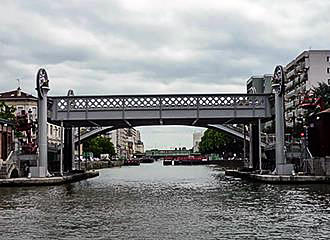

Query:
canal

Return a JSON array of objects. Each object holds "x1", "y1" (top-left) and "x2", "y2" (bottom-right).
[{"x1": 1, "y1": 161, "x2": 330, "y2": 239}]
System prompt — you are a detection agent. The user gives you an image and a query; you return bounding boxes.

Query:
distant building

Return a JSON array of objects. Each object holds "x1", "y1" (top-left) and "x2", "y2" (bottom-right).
[
  {"x1": 246, "y1": 74, "x2": 272, "y2": 94},
  {"x1": 105, "y1": 128, "x2": 144, "y2": 158},
  {"x1": 0, "y1": 87, "x2": 61, "y2": 145},
  {"x1": 192, "y1": 131, "x2": 204, "y2": 153},
  {"x1": 284, "y1": 50, "x2": 330, "y2": 128},
  {"x1": 135, "y1": 140, "x2": 144, "y2": 154},
  {"x1": 0, "y1": 87, "x2": 38, "y2": 120},
  {"x1": 246, "y1": 74, "x2": 273, "y2": 131}
]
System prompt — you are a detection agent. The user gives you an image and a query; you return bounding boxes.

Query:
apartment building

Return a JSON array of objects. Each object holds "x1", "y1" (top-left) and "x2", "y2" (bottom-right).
[
  {"x1": 0, "y1": 88, "x2": 38, "y2": 120},
  {"x1": 284, "y1": 50, "x2": 330, "y2": 128},
  {"x1": 106, "y1": 128, "x2": 144, "y2": 158},
  {"x1": 0, "y1": 88, "x2": 61, "y2": 145},
  {"x1": 192, "y1": 131, "x2": 204, "y2": 153}
]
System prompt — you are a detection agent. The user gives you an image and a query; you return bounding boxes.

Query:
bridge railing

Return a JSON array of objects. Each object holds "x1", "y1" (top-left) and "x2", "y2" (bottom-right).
[{"x1": 50, "y1": 94, "x2": 271, "y2": 112}]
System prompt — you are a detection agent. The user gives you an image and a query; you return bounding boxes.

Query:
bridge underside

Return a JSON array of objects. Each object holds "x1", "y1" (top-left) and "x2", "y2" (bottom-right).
[{"x1": 50, "y1": 117, "x2": 268, "y2": 128}]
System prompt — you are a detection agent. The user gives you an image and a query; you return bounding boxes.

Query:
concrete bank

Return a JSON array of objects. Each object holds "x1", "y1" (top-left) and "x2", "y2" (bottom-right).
[
  {"x1": 79, "y1": 160, "x2": 124, "y2": 170},
  {"x1": 225, "y1": 170, "x2": 330, "y2": 184},
  {"x1": 0, "y1": 171, "x2": 99, "y2": 187}
]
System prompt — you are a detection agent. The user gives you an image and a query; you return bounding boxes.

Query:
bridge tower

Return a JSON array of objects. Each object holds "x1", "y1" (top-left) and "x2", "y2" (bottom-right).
[
  {"x1": 31, "y1": 69, "x2": 50, "y2": 177},
  {"x1": 273, "y1": 65, "x2": 293, "y2": 174}
]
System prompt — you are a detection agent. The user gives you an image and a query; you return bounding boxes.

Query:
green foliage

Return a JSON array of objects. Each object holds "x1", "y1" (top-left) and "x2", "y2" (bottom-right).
[
  {"x1": 83, "y1": 136, "x2": 115, "y2": 158},
  {"x1": 302, "y1": 82, "x2": 330, "y2": 125},
  {"x1": 313, "y1": 82, "x2": 330, "y2": 110},
  {"x1": 0, "y1": 101, "x2": 16, "y2": 120},
  {"x1": 199, "y1": 129, "x2": 243, "y2": 157}
]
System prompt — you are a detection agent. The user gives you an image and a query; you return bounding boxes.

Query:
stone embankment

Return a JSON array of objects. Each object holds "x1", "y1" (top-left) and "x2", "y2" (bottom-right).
[
  {"x1": 0, "y1": 171, "x2": 99, "y2": 187},
  {"x1": 81, "y1": 160, "x2": 124, "y2": 170},
  {"x1": 225, "y1": 170, "x2": 330, "y2": 184}
]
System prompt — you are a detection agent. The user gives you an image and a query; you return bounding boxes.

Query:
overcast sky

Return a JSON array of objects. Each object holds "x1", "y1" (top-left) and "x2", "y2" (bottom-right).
[{"x1": 1, "y1": 0, "x2": 330, "y2": 149}]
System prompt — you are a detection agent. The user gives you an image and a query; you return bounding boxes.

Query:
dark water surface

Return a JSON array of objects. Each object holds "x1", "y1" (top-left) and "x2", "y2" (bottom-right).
[{"x1": 1, "y1": 161, "x2": 330, "y2": 239}]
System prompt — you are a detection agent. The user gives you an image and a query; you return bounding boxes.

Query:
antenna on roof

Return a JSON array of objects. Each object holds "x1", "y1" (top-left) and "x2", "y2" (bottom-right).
[{"x1": 16, "y1": 78, "x2": 21, "y2": 89}]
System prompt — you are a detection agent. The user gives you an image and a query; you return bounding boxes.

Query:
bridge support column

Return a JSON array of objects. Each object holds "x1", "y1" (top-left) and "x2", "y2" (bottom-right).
[
  {"x1": 64, "y1": 127, "x2": 73, "y2": 172},
  {"x1": 249, "y1": 122, "x2": 261, "y2": 170},
  {"x1": 273, "y1": 65, "x2": 292, "y2": 175},
  {"x1": 243, "y1": 125, "x2": 247, "y2": 163},
  {"x1": 258, "y1": 119, "x2": 262, "y2": 171},
  {"x1": 38, "y1": 87, "x2": 49, "y2": 176},
  {"x1": 32, "y1": 68, "x2": 50, "y2": 178},
  {"x1": 274, "y1": 92, "x2": 285, "y2": 168},
  {"x1": 60, "y1": 121, "x2": 64, "y2": 176}
]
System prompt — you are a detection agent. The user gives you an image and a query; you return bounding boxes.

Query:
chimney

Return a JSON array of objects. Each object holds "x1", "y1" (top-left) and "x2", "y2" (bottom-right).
[{"x1": 17, "y1": 87, "x2": 21, "y2": 97}]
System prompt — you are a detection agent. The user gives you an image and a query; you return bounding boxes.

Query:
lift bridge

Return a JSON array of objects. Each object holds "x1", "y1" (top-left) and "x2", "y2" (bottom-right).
[
  {"x1": 32, "y1": 66, "x2": 288, "y2": 179},
  {"x1": 48, "y1": 93, "x2": 272, "y2": 127},
  {"x1": 45, "y1": 93, "x2": 272, "y2": 172}
]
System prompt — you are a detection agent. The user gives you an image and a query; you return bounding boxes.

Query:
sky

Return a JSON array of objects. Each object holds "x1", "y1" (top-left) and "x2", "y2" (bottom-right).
[{"x1": 1, "y1": 0, "x2": 330, "y2": 149}]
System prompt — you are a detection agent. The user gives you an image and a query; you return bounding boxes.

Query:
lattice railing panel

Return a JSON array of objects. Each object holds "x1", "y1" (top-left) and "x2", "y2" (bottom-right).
[{"x1": 52, "y1": 94, "x2": 268, "y2": 112}]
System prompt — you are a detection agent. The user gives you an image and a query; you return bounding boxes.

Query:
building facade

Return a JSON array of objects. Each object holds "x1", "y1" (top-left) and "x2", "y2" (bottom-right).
[
  {"x1": 0, "y1": 88, "x2": 62, "y2": 145},
  {"x1": 284, "y1": 50, "x2": 330, "y2": 128},
  {"x1": 105, "y1": 128, "x2": 144, "y2": 158},
  {"x1": 246, "y1": 74, "x2": 272, "y2": 94},
  {"x1": 192, "y1": 131, "x2": 204, "y2": 153}
]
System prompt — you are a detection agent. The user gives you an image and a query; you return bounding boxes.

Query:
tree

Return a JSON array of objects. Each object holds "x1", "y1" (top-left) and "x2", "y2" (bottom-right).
[
  {"x1": 302, "y1": 82, "x2": 330, "y2": 126},
  {"x1": 0, "y1": 101, "x2": 16, "y2": 120},
  {"x1": 312, "y1": 82, "x2": 330, "y2": 110},
  {"x1": 199, "y1": 129, "x2": 243, "y2": 157},
  {"x1": 83, "y1": 136, "x2": 115, "y2": 158}
]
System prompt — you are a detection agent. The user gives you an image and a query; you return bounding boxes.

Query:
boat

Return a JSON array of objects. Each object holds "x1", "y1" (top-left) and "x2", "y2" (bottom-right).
[
  {"x1": 140, "y1": 157, "x2": 154, "y2": 163},
  {"x1": 123, "y1": 159, "x2": 140, "y2": 166}
]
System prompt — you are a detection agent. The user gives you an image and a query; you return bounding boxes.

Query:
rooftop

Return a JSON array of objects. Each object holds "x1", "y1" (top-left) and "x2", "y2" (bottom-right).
[{"x1": 0, "y1": 88, "x2": 37, "y2": 101}]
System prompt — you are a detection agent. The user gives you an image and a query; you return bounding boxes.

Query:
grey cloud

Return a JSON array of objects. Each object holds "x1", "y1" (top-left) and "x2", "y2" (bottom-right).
[{"x1": 1, "y1": 0, "x2": 330, "y2": 148}]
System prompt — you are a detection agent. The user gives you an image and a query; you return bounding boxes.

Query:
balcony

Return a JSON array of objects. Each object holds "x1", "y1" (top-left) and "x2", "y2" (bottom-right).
[
  {"x1": 286, "y1": 101, "x2": 294, "y2": 109},
  {"x1": 286, "y1": 89, "x2": 296, "y2": 99},
  {"x1": 286, "y1": 69, "x2": 296, "y2": 79},
  {"x1": 287, "y1": 111, "x2": 294, "y2": 118},
  {"x1": 286, "y1": 122, "x2": 294, "y2": 128},
  {"x1": 299, "y1": 72, "x2": 307, "y2": 82},
  {"x1": 296, "y1": 108, "x2": 305, "y2": 117},
  {"x1": 295, "y1": 63, "x2": 306, "y2": 73},
  {"x1": 286, "y1": 81, "x2": 294, "y2": 91}
]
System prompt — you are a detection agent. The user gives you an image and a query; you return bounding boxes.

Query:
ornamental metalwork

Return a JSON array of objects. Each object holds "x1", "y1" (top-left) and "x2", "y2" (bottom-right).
[
  {"x1": 273, "y1": 65, "x2": 285, "y2": 96},
  {"x1": 36, "y1": 68, "x2": 49, "y2": 99},
  {"x1": 51, "y1": 94, "x2": 267, "y2": 112}
]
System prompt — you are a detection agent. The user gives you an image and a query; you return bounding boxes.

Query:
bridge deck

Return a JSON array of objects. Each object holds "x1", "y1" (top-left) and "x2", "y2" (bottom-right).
[{"x1": 49, "y1": 93, "x2": 272, "y2": 127}]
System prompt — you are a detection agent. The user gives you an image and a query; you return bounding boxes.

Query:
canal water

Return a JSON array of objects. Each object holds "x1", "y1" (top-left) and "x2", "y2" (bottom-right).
[{"x1": 1, "y1": 161, "x2": 330, "y2": 240}]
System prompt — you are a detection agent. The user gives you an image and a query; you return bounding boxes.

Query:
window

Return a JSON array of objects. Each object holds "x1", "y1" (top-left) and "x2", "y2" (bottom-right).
[
  {"x1": 50, "y1": 125, "x2": 53, "y2": 136},
  {"x1": 328, "y1": 67, "x2": 330, "y2": 74},
  {"x1": 328, "y1": 79, "x2": 330, "y2": 85},
  {"x1": 17, "y1": 106, "x2": 24, "y2": 114},
  {"x1": 327, "y1": 56, "x2": 330, "y2": 62}
]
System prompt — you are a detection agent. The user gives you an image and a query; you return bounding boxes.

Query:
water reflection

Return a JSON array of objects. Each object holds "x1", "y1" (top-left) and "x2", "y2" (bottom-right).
[{"x1": 0, "y1": 161, "x2": 329, "y2": 239}]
